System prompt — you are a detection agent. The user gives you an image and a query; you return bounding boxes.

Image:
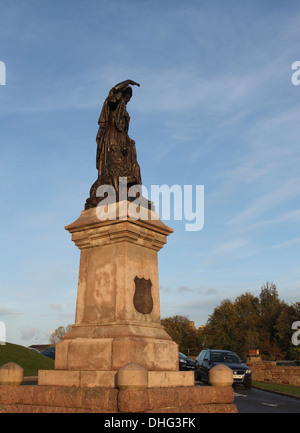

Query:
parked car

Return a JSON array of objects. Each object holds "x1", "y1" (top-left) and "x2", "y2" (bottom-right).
[
  {"x1": 179, "y1": 352, "x2": 195, "y2": 371},
  {"x1": 195, "y1": 349, "x2": 251, "y2": 388},
  {"x1": 40, "y1": 347, "x2": 56, "y2": 360}
]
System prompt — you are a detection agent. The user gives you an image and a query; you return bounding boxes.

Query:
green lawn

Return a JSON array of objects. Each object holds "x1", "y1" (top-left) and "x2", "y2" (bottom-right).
[
  {"x1": 252, "y1": 381, "x2": 300, "y2": 398},
  {"x1": 0, "y1": 342, "x2": 55, "y2": 377}
]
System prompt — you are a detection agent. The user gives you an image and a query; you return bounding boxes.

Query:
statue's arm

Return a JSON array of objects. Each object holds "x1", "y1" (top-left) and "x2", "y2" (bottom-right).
[{"x1": 111, "y1": 80, "x2": 140, "y2": 94}]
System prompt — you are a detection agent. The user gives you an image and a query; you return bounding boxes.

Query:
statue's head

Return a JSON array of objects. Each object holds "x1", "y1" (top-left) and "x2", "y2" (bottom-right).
[{"x1": 122, "y1": 86, "x2": 133, "y2": 103}]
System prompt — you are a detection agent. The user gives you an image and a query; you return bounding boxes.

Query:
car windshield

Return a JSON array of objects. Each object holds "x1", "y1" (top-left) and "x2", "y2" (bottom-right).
[
  {"x1": 211, "y1": 352, "x2": 241, "y2": 363},
  {"x1": 179, "y1": 352, "x2": 189, "y2": 359}
]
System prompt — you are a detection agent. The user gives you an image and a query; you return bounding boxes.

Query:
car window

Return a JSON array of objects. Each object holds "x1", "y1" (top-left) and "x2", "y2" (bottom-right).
[
  {"x1": 211, "y1": 352, "x2": 224, "y2": 362},
  {"x1": 225, "y1": 353, "x2": 241, "y2": 363},
  {"x1": 211, "y1": 352, "x2": 241, "y2": 363},
  {"x1": 198, "y1": 351, "x2": 205, "y2": 361},
  {"x1": 201, "y1": 351, "x2": 207, "y2": 360}
]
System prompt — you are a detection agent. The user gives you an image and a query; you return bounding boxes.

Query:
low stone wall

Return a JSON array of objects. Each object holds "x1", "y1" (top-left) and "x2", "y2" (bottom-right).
[
  {"x1": 248, "y1": 361, "x2": 300, "y2": 387},
  {"x1": 0, "y1": 385, "x2": 237, "y2": 413}
]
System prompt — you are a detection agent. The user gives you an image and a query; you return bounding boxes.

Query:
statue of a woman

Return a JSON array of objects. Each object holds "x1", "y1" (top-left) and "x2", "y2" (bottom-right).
[{"x1": 85, "y1": 80, "x2": 142, "y2": 209}]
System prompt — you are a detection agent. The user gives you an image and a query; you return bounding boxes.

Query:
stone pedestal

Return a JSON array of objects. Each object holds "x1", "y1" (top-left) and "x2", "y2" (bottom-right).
[{"x1": 39, "y1": 201, "x2": 193, "y2": 388}]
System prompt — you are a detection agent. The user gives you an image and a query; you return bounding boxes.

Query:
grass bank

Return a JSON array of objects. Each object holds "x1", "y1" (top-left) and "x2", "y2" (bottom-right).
[
  {"x1": 252, "y1": 381, "x2": 300, "y2": 398},
  {"x1": 0, "y1": 342, "x2": 54, "y2": 377}
]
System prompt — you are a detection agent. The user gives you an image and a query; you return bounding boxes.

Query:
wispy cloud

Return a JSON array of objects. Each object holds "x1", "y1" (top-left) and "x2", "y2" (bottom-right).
[
  {"x1": 20, "y1": 327, "x2": 40, "y2": 341},
  {"x1": 271, "y1": 237, "x2": 300, "y2": 250},
  {"x1": 177, "y1": 286, "x2": 194, "y2": 293},
  {"x1": 214, "y1": 239, "x2": 247, "y2": 254},
  {"x1": 227, "y1": 178, "x2": 300, "y2": 227},
  {"x1": 235, "y1": 209, "x2": 300, "y2": 234},
  {"x1": 49, "y1": 304, "x2": 62, "y2": 311},
  {"x1": 0, "y1": 307, "x2": 23, "y2": 316}
]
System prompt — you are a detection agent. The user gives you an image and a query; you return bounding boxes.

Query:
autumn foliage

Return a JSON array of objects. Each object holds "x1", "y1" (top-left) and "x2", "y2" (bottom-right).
[{"x1": 161, "y1": 282, "x2": 300, "y2": 360}]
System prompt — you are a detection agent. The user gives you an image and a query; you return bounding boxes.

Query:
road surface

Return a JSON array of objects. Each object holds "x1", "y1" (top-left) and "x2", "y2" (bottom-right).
[{"x1": 234, "y1": 385, "x2": 300, "y2": 413}]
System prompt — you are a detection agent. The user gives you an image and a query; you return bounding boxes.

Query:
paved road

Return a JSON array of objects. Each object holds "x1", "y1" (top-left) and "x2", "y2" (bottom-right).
[{"x1": 234, "y1": 386, "x2": 300, "y2": 413}]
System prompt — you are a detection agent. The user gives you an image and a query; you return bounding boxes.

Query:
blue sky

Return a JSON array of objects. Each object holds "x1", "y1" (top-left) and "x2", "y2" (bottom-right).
[{"x1": 1, "y1": 0, "x2": 300, "y2": 346}]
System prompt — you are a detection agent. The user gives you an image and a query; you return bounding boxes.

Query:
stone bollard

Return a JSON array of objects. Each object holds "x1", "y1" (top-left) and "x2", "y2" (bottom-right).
[
  {"x1": 209, "y1": 364, "x2": 233, "y2": 387},
  {"x1": 116, "y1": 363, "x2": 148, "y2": 390},
  {"x1": 0, "y1": 362, "x2": 24, "y2": 386}
]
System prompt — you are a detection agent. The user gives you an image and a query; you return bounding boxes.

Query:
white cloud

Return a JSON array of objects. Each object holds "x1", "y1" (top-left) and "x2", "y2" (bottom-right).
[
  {"x1": 0, "y1": 307, "x2": 23, "y2": 316},
  {"x1": 177, "y1": 286, "x2": 194, "y2": 293},
  {"x1": 214, "y1": 239, "x2": 247, "y2": 254},
  {"x1": 271, "y1": 237, "x2": 300, "y2": 250},
  {"x1": 49, "y1": 304, "x2": 62, "y2": 311},
  {"x1": 228, "y1": 178, "x2": 300, "y2": 227},
  {"x1": 235, "y1": 209, "x2": 300, "y2": 234},
  {"x1": 20, "y1": 327, "x2": 40, "y2": 341}
]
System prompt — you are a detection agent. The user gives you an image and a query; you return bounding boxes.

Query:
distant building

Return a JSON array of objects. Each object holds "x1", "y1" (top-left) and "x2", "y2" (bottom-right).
[{"x1": 188, "y1": 320, "x2": 197, "y2": 330}]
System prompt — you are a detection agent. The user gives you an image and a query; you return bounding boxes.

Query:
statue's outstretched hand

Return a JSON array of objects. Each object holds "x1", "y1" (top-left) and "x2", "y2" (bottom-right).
[
  {"x1": 128, "y1": 80, "x2": 140, "y2": 87},
  {"x1": 112, "y1": 80, "x2": 140, "y2": 94}
]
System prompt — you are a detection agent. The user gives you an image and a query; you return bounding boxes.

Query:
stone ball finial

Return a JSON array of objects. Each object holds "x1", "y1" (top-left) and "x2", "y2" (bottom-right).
[
  {"x1": 116, "y1": 363, "x2": 148, "y2": 390},
  {"x1": 209, "y1": 364, "x2": 233, "y2": 387},
  {"x1": 0, "y1": 362, "x2": 24, "y2": 386}
]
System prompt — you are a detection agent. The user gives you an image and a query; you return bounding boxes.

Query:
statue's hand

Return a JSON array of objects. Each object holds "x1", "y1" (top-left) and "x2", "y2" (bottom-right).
[
  {"x1": 113, "y1": 80, "x2": 140, "y2": 94},
  {"x1": 129, "y1": 80, "x2": 140, "y2": 87}
]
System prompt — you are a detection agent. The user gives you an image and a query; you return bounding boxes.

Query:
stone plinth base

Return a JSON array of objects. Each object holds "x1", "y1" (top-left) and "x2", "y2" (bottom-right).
[
  {"x1": 0, "y1": 385, "x2": 238, "y2": 413},
  {"x1": 53, "y1": 326, "x2": 179, "y2": 372},
  {"x1": 38, "y1": 369, "x2": 195, "y2": 388}
]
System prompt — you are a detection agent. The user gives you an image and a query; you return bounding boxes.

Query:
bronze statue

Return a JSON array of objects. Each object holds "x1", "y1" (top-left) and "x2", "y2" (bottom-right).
[{"x1": 85, "y1": 80, "x2": 142, "y2": 209}]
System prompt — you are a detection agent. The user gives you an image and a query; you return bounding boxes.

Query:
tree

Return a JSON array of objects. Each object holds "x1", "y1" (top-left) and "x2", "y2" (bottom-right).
[
  {"x1": 199, "y1": 282, "x2": 299, "y2": 360},
  {"x1": 233, "y1": 293, "x2": 260, "y2": 358},
  {"x1": 203, "y1": 299, "x2": 240, "y2": 354},
  {"x1": 161, "y1": 315, "x2": 199, "y2": 355},
  {"x1": 49, "y1": 325, "x2": 72, "y2": 345},
  {"x1": 258, "y1": 282, "x2": 286, "y2": 359}
]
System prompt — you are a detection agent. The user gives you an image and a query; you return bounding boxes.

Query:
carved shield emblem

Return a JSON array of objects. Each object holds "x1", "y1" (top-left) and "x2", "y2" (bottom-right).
[{"x1": 133, "y1": 276, "x2": 153, "y2": 314}]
